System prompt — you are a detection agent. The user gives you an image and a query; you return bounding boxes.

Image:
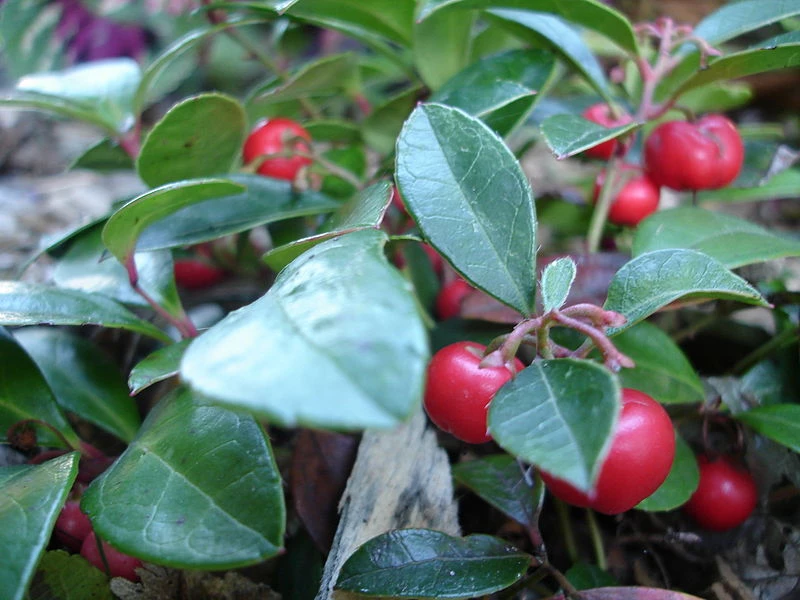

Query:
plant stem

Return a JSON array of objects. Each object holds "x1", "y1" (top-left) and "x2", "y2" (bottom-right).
[
  {"x1": 730, "y1": 325, "x2": 799, "y2": 375},
  {"x1": 585, "y1": 508, "x2": 607, "y2": 571},
  {"x1": 554, "y1": 498, "x2": 579, "y2": 563},
  {"x1": 586, "y1": 157, "x2": 622, "y2": 254}
]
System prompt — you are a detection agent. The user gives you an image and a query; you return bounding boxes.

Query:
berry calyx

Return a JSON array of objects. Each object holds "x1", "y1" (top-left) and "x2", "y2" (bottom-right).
[
  {"x1": 540, "y1": 388, "x2": 675, "y2": 515},
  {"x1": 594, "y1": 165, "x2": 660, "y2": 226},
  {"x1": 435, "y1": 279, "x2": 473, "y2": 320},
  {"x1": 683, "y1": 454, "x2": 758, "y2": 531},
  {"x1": 54, "y1": 500, "x2": 93, "y2": 552},
  {"x1": 243, "y1": 117, "x2": 312, "y2": 181},
  {"x1": 424, "y1": 341, "x2": 524, "y2": 444},
  {"x1": 80, "y1": 531, "x2": 142, "y2": 582},
  {"x1": 644, "y1": 114, "x2": 744, "y2": 191},
  {"x1": 582, "y1": 103, "x2": 633, "y2": 160}
]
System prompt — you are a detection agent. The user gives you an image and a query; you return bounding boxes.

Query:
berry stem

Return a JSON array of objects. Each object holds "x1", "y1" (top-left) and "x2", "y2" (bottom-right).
[
  {"x1": 586, "y1": 157, "x2": 623, "y2": 254},
  {"x1": 585, "y1": 508, "x2": 608, "y2": 571}
]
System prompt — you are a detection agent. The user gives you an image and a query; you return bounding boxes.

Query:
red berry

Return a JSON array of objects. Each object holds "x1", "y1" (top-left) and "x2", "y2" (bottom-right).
[
  {"x1": 174, "y1": 258, "x2": 225, "y2": 289},
  {"x1": 540, "y1": 388, "x2": 675, "y2": 515},
  {"x1": 424, "y1": 341, "x2": 524, "y2": 444},
  {"x1": 243, "y1": 117, "x2": 312, "y2": 181},
  {"x1": 582, "y1": 103, "x2": 633, "y2": 160},
  {"x1": 54, "y1": 500, "x2": 93, "y2": 552},
  {"x1": 683, "y1": 454, "x2": 758, "y2": 531},
  {"x1": 435, "y1": 279, "x2": 472, "y2": 320},
  {"x1": 644, "y1": 114, "x2": 744, "y2": 191},
  {"x1": 80, "y1": 531, "x2": 142, "y2": 582},
  {"x1": 593, "y1": 165, "x2": 660, "y2": 226}
]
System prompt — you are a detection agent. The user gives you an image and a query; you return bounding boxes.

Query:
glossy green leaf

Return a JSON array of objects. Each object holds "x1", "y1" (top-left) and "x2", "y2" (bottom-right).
[
  {"x1": 489, "y1": 359, "x2": 620, "y2": 493},
  {"x1": 0, "y1": 328, "x2": 79, "y2": 449},
  {"x1": 691, "y1": 0, "x2": 800, "y2": 48},
  {"x1": 335, "y1": 529, "x2": 530, "y2": 598},
  {"x1": 81, "y1": 388, "x2": 285, "y2": 568},
  {"x1": 28, "y1": 550, "x2": 113, "y2": 600},
  {"x1": 540, "y1": 256, "x2": 576, "y2": 312},
  {"x1": 304, "y1": 119, "x2": 363, "y2": 143},
  {"x1": 102, "y1": 179, "x2": 245, "y2": 263},
  {"x1": 452, "y1": 455, "x2": 540, "y2": 528},
  {"x1": 541, "y1": 113, "x2": 637, "y2": 159},
  {"x1": 416, "y1": 0, "x2": 638, "y2": 54},
  {"x1": 14, "y1": 328, "x2": 141, "y2": 443},
  {"x1": 737, "y1": 404, "x2": 800, "y2": 453},
  {"x1": 16, "y1": 58, "x2": 140, "y2": 133},
  {"x1": 0, "y1": 282, "x2": 171, "y2": 343},
  {"x1": 137, "y1": 94, "x2": 246, "y2": 188},
  {"x1": 609, "y1": 322, "x2": 704, "y2": 405},
  {"x1": 431, "y1": 48, "x2": 555, "y2": 136},
  {"x1": 0, "y1": 0, "x2": 64, "y2": 79},
  {"x1": 604, "y1": 249, "x2": 768, "y2": 335},
  {"x1": 128, "y1": 340, "x2": 191, "y2": 396},
  {"x1": 182, "y1": 229, "x2": 428, "y2": 430},
  {"x1": 0, "y1": 91, "x2": 117, "y2": 136},
  {"x1": 0, "y1": 453, "x2": 79, "y2": 600},
  {"x1": 262, "y1": 181, "x2": 391, "y2": 271},
  {"x1": 633, "y1": 208, "x2": 800, "y2": 269},
  {"x1": 566, "y1": 563, "x2": 617, "y2": 590},
  {"x1": 487, "y1": 10, "x2": 611, "y2": 101},
  {"x1": 698, "y1": 168, "x2": 800, "y2": 204},
  {"x1": 135, "y1": 174, "x2": 339, "y2": 252},
  {"x1": 636, "y1": 435, "x2": 698, "y2": 512},
  {"x1": 70, "y1": 138, "x2": 134, "y2": 172},
  {"x1": 413, "y1": 9, "x2": 475, "y2": 90},
  {"x1": 362, "y1": 86, "x2": 421, "y2": 155},
  {"x1": 396, "y1": 103, "x2": 537, "y2": 315}
]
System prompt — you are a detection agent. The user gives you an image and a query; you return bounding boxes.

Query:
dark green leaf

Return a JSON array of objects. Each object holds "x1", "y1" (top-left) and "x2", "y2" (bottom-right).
[
  {"x1": 0, "y1": 328, "x2": 79, "y2": 448},
  {"x1": 489, "y1": 359, "x2": 620, "y2": 493},
  {"x1": 137, "y1": 94, "x2": 246, "y2": 188},
  {"x1": 81, "y1": 388, "x2": 285, "y2": 568},
  {"x1": 452, "y1": 455, "x2": 540, "y2": 528},
  {"x1": 540, "y1": 256, "x2": 576, "y2": 312},
  {"x1": 28, "y1": 550, "x2": 113, "y2": 600},
  {"x1": 0, "y1": 453, "x2": 79, "y2": 600},
  {"x1": 737, "y1": 404, "x2": 800, "y2": 453},
  {"x1": 0, "y1": 0, "x2": 65, "y2": 79},
  {"x1": 362, "y1": 86, "x2": 421, "y2": 155},
  {"x1": 413, "y1": 9, "x2": 475, "y2": 90},
  {"x1": 128, "y1": 340, "x2": 191, "y2": 396},
  {"x1": 70, "y1": 138, "x2": 134, "y2": 172},
  {"x1": 603, "y1": 249, "x2": 768, "y2": 335},
  {"x1": 0, "y1": 282, "x2": 171, "y2": 342},
  {"x1": 633, "y1": 207, "x2": 800, "y2": 269},
  {"x1": 304, "y1": 120, "x2": 363, "y2": 143},
  {"x1": 636, "y1": 435, "x2": 698, "y2": 512},
  {"x1": 431, "y1": 48, "x2": 556, "y2": 136},
  {"x1": 14, "y1": 328, "x2": 141, "y2": 443},
  {"x1": 416, "y1": 0, "x2": 639, "y2": 54},
  {"x1": 0, "y1": 91, "x2": 118, "y2": 136},
  {"x1": 566, "y1": 563, "x2": 617, "y2": 591},
  {"x1": 698, "y1": 168, "x2": 800, "y2": 203},
  {"x1": 541, "y1": 113, "x2": 637, "y2": 159},
  {"x1": 692, "y1": 0, "x2": 800, "y2": 47},
  {"x1": 182, "y1": 229, "x2": 428, "y2": 430},
  {"x1": 335, "y1": 529, "x2": 530, "y2": 598},
  {"x1": 396, "y1": 103, "x2": 537, "y2": 315}
]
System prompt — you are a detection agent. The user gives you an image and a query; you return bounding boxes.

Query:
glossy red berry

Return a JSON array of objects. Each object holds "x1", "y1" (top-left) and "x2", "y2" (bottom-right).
[
  {"x1": 424, "y1": 341, "x2": 524, "y2": 444},
  {"x1": 243, "y1": 118, "x2": 312, "y2": 181},
  {"x1": 540, "y1": 388, "x2": 675, "y2": 515},
  {"x1": 644, "y1": 114, "x2": 744, "y2": 191},
  {"x1": 80, "y1": 531, "x2": 142, "y2": 582},
  {"x1": 174, "y1": 258, "x2": 225, "y2": 289},
  {"x1": 582, "y1": 103, "x2": 633, "y2": 160},
  {"x1": 593, "y1": 166, "x2": 660, "y2": 226},
  {"x1": 435, "y1": 279, "x2": 472, "y2": 320},
  {"x1": 54, "y1": 500, "x2": 93, "y2": 552},
  {"x1": 683, "y1": 454, "x2": 758, "y2": 531}
]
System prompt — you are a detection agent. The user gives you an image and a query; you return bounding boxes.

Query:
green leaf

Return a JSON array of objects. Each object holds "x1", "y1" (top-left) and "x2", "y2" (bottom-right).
[
  {"x1": 0, "y1": 282, "x2": 171, "y2": 343},
  {"x1": 0, "y1": 328, "x2": 80, "y2": 449},
  {"x1": 636, "y1": 435, "x2": 699, "y2": 512},
  {"x1": 81, "y1": 388, "x2": 285, "y2": 569},
  {"x1": 137, "y1": 93, "x2": 246, "y2": 188},
  {"x1": 16, "y1": 58, "x2": 141, "y2": 133},
  {"x1": 413, "y1": 9, "x2": 475, "y2": 90},
  {"x1": 70, "y1": 138, "x2": 134, "y2": 172},
  {"x1": 182, "y1": 229, "x2": 428, "y2": 430},
  {"x1": 540, "y1": 256, "x2": 576, "y2": 312},
  {"x1": 362, "y1": 86, "x2": 421, "y2": 155},
  {"x1": 541, "y1": 113, "x2": 637, "y2": 159},
  {"x1": 608, "y1": 322, "x2": 704, "y2": 405},
  {"x1": 698, "y1": 168, "x2": 800, "y2": 204},
  {"x1": 566, "y1": 562, "x2": 617, "y2": 590},
  {"x1": 487, "y1": 10, "x2": 611, "y2": 102},
  {"x1": 0, "y1": 91, "x2": 118, "y2": 136},
  {"x1": 691, "y1": 0, "x2": 800, "y2": 47},
  {"x1": 102, "y1": 178, "x2": 245, "y2": 263},
  {"x1": 431, "y1": 48, "x2": 556, "y2": 136},
  {"x1": 304, "y1": 119, "x2": 363, "y2": 143},
  {"x1": 396, "y1": 103, "x2": 537, "y2": 315},
  {"x1": 0, "y1": 0, "x2": 65, "y2": 79},
  {"x1": 633, "y1": 208, "x2": 800, "y2": 269},
  {"x1": 335, "y1": 529, "x2": 530, "y2": 598},
  {"x1": 452, "y1": 455, "x2": 541, "y2": 528},
  {"x1": 0, "y1": 453, "x2": 79, "y2": 600},
  {"x1": 135, "y1": 174, "x2": 339, "y2": 252},
  {"x1": 416, "y1": 0, "x2": 639, "y2": 54},
  {"x1": 128, "y1": 340, "x2": 191, "y2": 396},
  {"x1": 28, "y1": 550, "x2": 113, "y2": 600},
  {"x1": 737, "y1": 404, "x2": 800, "y2": 453},
  {"x1": 489, "y1": 359, "x2": 620, "y2": 493},
  {"x1": 14, "y1": 328, "x2": 141, "y2": 443},
  {"x1": 262, "y1": 181, "x2": 391, "y2": 272},
  {"x1": 603, "y1": 249, "x2": 769, "y2": 335}
]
